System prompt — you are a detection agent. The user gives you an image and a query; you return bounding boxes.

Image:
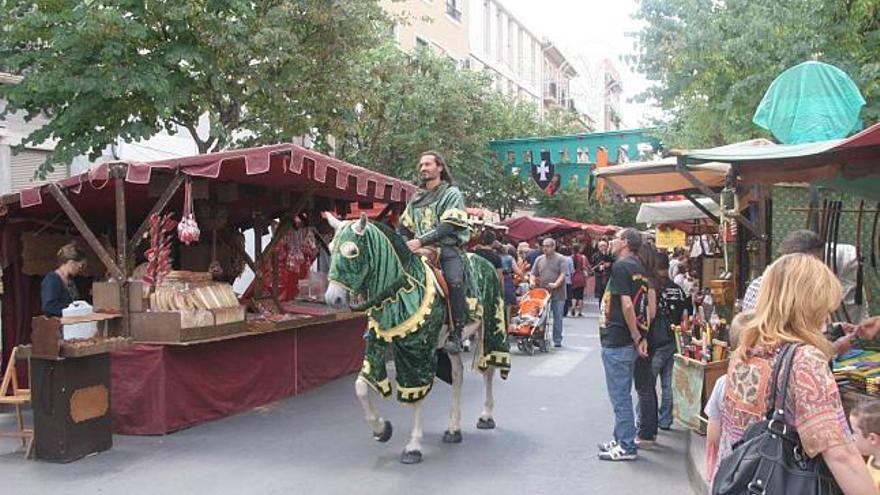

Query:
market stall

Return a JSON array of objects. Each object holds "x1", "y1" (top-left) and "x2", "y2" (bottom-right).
[
  {"x1": 499, "y1": 215, "x2": 617, "y2": 243},
  {"x1": 0, "y1": 143, "x2": 416, "y2": 442},
  {"x1": 593, "y1": 157, "x2": 738, "y2": 434}
]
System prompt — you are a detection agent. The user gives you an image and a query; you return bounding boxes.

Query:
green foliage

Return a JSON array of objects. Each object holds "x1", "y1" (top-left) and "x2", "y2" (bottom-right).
[
  {"x1": 533, "y1": 185, "x2": 640, "y2": 228},
  {"x1": 630, "y1": 0, "x2": 880, "y2": 148},
  {"x1": 0, "y1": 0, "x2": 387, "y2": 177},
  {"x1": 329, "y1": 45, "x2": 583, "y2": 218}
]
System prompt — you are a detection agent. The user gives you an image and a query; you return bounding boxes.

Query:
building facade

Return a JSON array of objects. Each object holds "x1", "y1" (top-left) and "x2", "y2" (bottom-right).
[
  {"x1": 467, "y1": 0, "x2": 544, "y2": 110},
  {"x1": 603, "y1": 59, "x2": 623, "y2": 131},
  {"x1": 541, "y1": 40, "x2": 580, "y2": 118},
  {"x1": 380, "y1": 0, "x2": 471, "y2": 62}
]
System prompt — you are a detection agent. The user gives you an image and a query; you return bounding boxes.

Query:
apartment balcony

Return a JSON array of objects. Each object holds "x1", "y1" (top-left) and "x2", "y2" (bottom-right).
[
  {"x1": 543, "y1": 80, "x2": 558, "y2": 103},
  {"x1": 446, "y1": 1, "x2": 462, "y2": 22}
]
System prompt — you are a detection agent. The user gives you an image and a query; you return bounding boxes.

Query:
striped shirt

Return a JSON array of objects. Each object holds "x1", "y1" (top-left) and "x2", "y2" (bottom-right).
[{"x1": 741, "y1": 276, "x2": 763, "y2": 312}]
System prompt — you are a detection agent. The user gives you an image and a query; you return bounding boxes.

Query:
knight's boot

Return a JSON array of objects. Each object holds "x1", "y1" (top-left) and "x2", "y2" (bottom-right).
[
  {"x1": 445, "y1": 326, "x2": 463, "y2": 355},
  {"x1": 445, "y1": 283, "x2": 467, "y2": 355}
]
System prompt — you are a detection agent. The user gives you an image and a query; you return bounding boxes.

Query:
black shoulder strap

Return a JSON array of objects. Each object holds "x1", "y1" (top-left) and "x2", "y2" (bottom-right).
[
  {"x1": 775, "y1": 343, "x2": 802, "y2": 417},
  {"x1": 765, "y1": 343, "x2": 796, "y2": 419}
]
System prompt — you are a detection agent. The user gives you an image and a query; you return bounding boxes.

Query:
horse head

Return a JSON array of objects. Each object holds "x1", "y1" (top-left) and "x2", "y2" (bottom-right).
[{"x1": 323, "y1": 211, "x2": 415, "y2": 311}]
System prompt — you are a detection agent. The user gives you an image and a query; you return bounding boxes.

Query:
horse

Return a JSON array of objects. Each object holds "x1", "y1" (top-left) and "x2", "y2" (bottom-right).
[{"x1": 323, "y1": 213, "x2": 510, "y2": 464}]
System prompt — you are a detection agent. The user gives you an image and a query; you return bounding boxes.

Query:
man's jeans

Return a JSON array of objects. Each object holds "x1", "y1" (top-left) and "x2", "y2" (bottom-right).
[
  {"x1": 651, "y1": 342, "x2": 676, "y2": 429},
  {"x1": 601, "y1": 345, "x2": 638, "y2": 454},
  {"x1": 550, "y1": 299, "x2": 565, "y2": 345}
]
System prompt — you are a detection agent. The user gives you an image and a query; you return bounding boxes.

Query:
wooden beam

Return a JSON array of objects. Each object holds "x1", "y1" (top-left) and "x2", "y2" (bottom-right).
[
  {"x1": 676, "y1": 157, "x2": 720, "y2": 202},
  {"x1": 129, "y1": 173, "x2": 185, "y2": 254},
  {"x1": 113, "y1": 165, "x2": 131, "y2": 336},
  {"x1": 376, "y1": 203, "x2": 395, "y2": 221},
  {"x1": 47, "y1": 183, "x2": 124, "y2": 280},
  {"x1": 259, "y1": 192, "x2": 312, "y2": 258},
  {"x1": 732, "y1": 212, "x2": 763, "y2": 239},
  {"x1": 682, "y1": 193, "x2": 721, "y2": 225},
  {"x1": 219, "y1": 230, "x2": 256, "y2": 274}
]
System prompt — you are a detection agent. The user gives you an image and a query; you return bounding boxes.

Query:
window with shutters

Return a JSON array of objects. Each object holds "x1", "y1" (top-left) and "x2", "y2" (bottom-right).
[{"x1": 10, "y1": 149, "x2": 68, "y2": 193}]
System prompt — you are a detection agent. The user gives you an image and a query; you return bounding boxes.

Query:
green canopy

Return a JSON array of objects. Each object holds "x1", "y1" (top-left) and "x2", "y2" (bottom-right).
[{"x1": 753, "y1": 61, "x2": 865, "y2": 144}]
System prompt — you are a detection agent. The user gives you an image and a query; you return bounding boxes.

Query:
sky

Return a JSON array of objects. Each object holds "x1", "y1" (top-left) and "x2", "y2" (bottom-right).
[{"x1": 501, "y1": 0, "x2": 662, "y2": 128}]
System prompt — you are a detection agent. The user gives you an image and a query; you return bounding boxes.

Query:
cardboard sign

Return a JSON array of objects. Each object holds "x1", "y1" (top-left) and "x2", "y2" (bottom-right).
[{"x1": 656, "y1": 228, "x2": 687, "y2": 249}]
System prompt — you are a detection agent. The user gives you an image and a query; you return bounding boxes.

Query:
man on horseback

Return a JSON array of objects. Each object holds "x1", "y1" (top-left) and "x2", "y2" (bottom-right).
[{"x1": 398, "y1": 151, "x2": 471, "y2": 355}]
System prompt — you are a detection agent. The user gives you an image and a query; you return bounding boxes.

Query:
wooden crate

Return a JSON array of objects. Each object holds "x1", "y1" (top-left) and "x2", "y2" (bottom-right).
[
  {"x1": 93, "y1": 281, "x2": 148, "y2": 313},
  {"x1": 130, "y1": 311, "x2": 245, "y2": 343},
  {"x1": 672, "y1": 355, "x2": 729, "y2": 434}
]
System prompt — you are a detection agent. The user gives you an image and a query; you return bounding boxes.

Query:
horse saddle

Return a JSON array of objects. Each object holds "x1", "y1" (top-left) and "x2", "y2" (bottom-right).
[{"x1": 415, "y1": 247, "x2": 449, "y2": 299}]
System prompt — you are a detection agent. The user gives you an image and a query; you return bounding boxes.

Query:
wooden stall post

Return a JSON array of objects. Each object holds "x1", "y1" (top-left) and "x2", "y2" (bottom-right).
[
  {"x1": 113, "y1": 164, "x2": 131, "y2": 336},
  {"x1": 253, "y1": 212, "x2": 266, "y2": 299},
  {"x1": 47, "y1": 184, "x2": 124, "y2": 280}
]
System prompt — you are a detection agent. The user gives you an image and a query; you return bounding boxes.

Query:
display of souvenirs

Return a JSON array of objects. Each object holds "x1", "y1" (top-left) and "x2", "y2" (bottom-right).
[
  {"x1": 834, "y1": 350, "x2": 880, "y2": 396},
  {"x1": 143, "y1": 212, "x2": 177, "y2": 289},
  {"x1": 674, "y1": 314, "x2": 729, "y2": 363},
  {"x1": 257, "y1": 224, "x2": 319, "y2": 301}
]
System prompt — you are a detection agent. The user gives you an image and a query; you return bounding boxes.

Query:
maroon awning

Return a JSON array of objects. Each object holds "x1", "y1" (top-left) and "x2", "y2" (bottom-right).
[{"x1": 0, "y1": 144, "x2": 416, "y2": 228}]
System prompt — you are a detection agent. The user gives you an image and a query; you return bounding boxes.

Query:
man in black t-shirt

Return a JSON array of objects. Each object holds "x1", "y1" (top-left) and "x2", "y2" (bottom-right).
[{"x1": 597, "y1": 228, "x2": 650, "y2": 462}]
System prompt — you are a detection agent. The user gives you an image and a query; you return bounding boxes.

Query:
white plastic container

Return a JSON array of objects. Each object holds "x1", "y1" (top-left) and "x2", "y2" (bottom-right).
[{"x1": 62, "y1": 300, "x2": 98, "y2": 340}]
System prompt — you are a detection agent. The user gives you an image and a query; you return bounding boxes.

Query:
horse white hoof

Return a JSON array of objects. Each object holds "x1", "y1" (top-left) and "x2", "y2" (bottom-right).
[
  {"x1": 442, "y1": 430, "x2": 463, "y2": 444},
  {"x1": 400, "y1": 449, "x2": 423, "y2": 464},
  {"x1": 373, "y1": 420, "x2": 393, "y2": 443},
  {"x1": 477, "y1": 417, "x2": 496, "y2": 430}
]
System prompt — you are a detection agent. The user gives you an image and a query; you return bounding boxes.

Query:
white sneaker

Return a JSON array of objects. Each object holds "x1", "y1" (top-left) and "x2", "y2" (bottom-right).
[
  {"x1": 597, "y1": 440, "x2": 618, "y2": 452},
  {"x1": 598, "y1": 445, "x2": 637, "y2": 461}
]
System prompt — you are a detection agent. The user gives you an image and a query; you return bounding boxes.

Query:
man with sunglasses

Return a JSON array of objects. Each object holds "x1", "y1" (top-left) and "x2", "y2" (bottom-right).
[
  {"x1": 529, "y1": 238, "x2": 567, "y2": 347},
  {"x1": 597, "y1": 228, "x2": 650, "y2": 461}
]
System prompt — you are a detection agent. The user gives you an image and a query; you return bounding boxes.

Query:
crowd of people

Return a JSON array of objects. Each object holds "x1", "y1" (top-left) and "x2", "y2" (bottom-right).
[
  {"x1": 584, "y1": 226, "x2": 880, "y2": 494},
  {"x1": 463, "y1": 210, "x2": 880, "y2": 492}
]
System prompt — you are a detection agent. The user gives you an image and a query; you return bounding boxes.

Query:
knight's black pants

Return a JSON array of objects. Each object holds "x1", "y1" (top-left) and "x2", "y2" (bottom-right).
[{"x1": 440, "y1": 246, "x2": 467, "y2": 333}]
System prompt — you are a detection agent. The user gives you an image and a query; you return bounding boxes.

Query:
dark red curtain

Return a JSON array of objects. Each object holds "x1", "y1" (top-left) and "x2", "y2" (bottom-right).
[{"x1": 1, "y1": 225, "x2": 41, "y2": 388}]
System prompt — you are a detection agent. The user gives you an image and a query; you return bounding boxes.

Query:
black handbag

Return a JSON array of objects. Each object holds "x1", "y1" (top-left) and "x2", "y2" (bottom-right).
[{"x1": 712, "y1": 343, "x2": 843, "y2": 495}]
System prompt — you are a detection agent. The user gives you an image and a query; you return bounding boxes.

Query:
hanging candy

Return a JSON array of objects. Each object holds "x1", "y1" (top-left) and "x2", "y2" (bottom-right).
[{"x1": 177, "y1": 177, "x2": 201, "y2": 245}]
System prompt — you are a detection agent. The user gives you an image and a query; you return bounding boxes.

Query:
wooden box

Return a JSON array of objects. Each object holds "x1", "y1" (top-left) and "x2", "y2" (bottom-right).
[
  {"x1": 130, "y1": 311, "x2": 245, "y2": 343},
  {"x1": 672, "y1": 355, "x2": 729, "y2": 434},
  {"x1": 93, "y1": 281, "x2": 148, "y2": 313},
  {"x1": 32, "y1": 354, "x2": 112, "y2": 462},
  {"x1": 212, "y1": 305, "x2": 245, "y2": 326}
]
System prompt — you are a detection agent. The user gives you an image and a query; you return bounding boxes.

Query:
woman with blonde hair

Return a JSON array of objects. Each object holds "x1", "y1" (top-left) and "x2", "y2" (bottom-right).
[{"x1": 712, "y1": 253, "x2": 874, "y2": 494}]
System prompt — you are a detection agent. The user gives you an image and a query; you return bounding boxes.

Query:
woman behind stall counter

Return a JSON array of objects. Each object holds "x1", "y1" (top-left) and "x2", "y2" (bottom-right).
[{"x1": 41, "y1": 243, "x2": 87, "y2": 317}]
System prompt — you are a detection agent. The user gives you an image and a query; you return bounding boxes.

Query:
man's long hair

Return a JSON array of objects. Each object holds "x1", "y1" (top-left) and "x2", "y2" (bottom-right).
[{"x1": 421, "y1": 151, "x2": 455, "y2": 185}]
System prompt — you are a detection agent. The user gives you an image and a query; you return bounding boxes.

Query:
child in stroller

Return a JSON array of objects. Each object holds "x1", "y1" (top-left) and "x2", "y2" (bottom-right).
[{"x1": 509, "y1": 288, "x2": 552, "y2": 355}]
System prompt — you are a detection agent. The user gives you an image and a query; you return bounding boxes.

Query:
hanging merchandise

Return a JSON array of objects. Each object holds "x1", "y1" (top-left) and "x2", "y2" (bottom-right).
[
  {"x1": 259, "y1": 219, "x2": 320, "y2": 302},
  {"x1": 177, "y1": 177, "x2": 201, "y2": 245},
  {"x1": 143, "y1": 212, "x2": 177, "y2": 289}
]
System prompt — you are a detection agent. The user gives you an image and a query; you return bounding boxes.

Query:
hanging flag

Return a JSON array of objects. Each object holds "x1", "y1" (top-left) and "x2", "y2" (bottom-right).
[
  {"x1": 531, "y1": 150, "x2": 555, "y2": 190},
  {"x1": 593, "y1": 147, "x2": 609, "y2": 203}
]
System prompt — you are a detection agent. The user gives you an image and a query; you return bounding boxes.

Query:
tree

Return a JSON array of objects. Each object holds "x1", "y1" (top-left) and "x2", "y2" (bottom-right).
[
  {"x1": 630, "y1": 0, "x2": 880, "y2": 149},
  {"x1": 0, "y1": 0, "x2": 387, "y2": 177},
  {"x1": 329, "y1": 44, "x2": 583, "y2": 218},
  {"x1": 534, "y1": 185, "x2": 640, "y2": 228}
]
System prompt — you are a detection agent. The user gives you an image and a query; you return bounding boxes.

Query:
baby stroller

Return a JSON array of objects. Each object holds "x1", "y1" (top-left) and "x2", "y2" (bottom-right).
[{"x1": 509, "y1": 288, "x2": 552, "y2": 355}]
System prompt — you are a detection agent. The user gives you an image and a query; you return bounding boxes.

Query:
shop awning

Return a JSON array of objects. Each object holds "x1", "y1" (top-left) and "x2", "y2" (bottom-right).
[
  {"x1": 0, "y1": 144, "x2": 417, "y2": 228},
  {"x1": 593, "y1": 158, "x2": 730, "y2": 196},
  {"x1": 500, "y1": 216, "x2": 618, "y2": 242},
  {"x1": 682, "y1": 124, "x2": 880, "y2": 197},
  {"x1": 636, "y1": 198, "x2": 721, "y2": 224}
]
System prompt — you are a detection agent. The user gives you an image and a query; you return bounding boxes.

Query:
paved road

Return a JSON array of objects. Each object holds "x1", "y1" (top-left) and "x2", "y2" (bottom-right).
[{"x1": 1, "y1": 307, "x2": 694, "y2": 495}]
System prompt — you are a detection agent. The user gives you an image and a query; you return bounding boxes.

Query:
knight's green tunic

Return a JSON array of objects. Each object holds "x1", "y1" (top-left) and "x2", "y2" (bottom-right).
[{"x1": 399, "y1": 183, "x2": 470, "y2": 247}]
